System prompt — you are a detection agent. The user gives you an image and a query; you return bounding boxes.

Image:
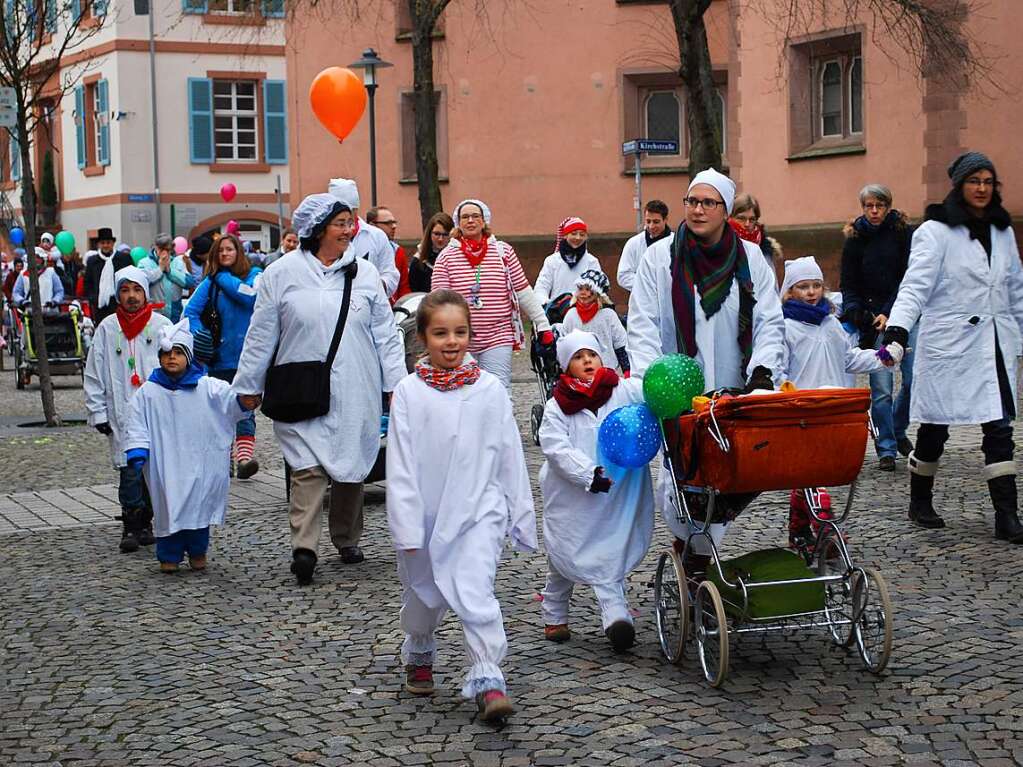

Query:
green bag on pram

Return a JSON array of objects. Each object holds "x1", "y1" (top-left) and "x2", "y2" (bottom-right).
[{"x1": 708, "y1": 548, "x2": 825, "y2": 619}]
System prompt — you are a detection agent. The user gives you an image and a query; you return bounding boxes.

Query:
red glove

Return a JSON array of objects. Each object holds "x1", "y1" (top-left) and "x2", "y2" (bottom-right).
[
  {"x1": 622, "y1": 370, "x2": 631, "y2": 378},
  {"x1": 539, "y1": 330, "x2": 555, "y2": 346}
]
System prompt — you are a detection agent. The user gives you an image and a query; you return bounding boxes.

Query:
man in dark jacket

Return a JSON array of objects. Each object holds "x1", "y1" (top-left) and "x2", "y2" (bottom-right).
[
  {"x1": 83, "y1": 227, "x2": 132, "y2": 325},
  {"x1": 840, "y1": 184, "x2": 914, "y2": 471}
]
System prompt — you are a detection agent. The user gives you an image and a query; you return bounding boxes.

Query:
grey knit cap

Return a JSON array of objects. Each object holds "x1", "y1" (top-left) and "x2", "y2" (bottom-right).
[{"x1": 948, "y1": 151, "x2": 996, "y2": 188}]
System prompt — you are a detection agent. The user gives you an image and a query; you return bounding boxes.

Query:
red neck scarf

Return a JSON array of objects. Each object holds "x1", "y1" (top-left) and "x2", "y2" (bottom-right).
[
  {"x1": 729, "y1": 218, "x2": 763, "y2": 245},
  {"x1": 459, "y1": 236, "x2": 488, "y2": 268},
  {"x1": 575, "y1": 299, "x2": 599, "y2": 323},
  {"x1": 553, "y1": 367, "x2": 619, "y2": 415},
  {"x1": 116, "y1": 304, "x2": 153, "y2": 340},
  {"x1": 415, "y1": 357, "x2": 482, "y2": 392}
]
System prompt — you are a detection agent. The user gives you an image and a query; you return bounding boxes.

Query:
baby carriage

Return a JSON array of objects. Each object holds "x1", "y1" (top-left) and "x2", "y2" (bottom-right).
[
  {"x1": 12, "y1": 302, "x2": 87, "y2": 389},
  {"x1": 653, "y1": 387, "x2": 893, "y2": 687}
]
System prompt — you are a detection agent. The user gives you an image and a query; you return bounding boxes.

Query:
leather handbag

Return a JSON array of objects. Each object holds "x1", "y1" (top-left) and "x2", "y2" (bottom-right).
[
  {"x1": 261, "y1": 262, "x2": 357, "y2": 423},
  {"x1": 199, "y1": 281, "x2": 222, "y2": 349}
]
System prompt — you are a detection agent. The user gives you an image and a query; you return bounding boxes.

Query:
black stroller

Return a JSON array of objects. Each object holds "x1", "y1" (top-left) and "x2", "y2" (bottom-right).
[{"x1": 528, "y1": 294, "x2": 572, "y2": 446}]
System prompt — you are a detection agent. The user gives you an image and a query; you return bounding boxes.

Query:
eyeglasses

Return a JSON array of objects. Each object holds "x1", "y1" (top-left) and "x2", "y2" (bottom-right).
[
  {"x1": 328, "y1": 219, "x2": 354, "y2": 230},
  {"x1": 734, "y1": 215, "x2": 759, "y2": 225},
  {"x1": 964, "y1": 177, "x2": 996, "y2": 188},
  {"x1": 683, "y1": 197, "x2": 722, "y2": 210},
  {"x1": 863, "y1": 203, "x2": 889, "y2": 211},
  {"x1": 459, "y1": 213, "x2": 483, "y2": 222}
]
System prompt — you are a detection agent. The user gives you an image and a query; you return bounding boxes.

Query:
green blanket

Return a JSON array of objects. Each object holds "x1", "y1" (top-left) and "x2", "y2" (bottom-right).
[{"x1": 708, "y1": 548, "x2": 825, "y2": 619}]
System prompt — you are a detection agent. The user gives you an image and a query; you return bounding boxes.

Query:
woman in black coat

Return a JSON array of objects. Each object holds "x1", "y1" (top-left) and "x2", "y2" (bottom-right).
[{"x1": 840, "y1": 183, "x2": 914, "y2": 471}]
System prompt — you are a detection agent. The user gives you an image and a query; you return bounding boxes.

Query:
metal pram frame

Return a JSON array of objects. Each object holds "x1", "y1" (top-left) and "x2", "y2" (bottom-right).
[{"x1": 652, "y1": 394, "x2": 894, "y2": 687}]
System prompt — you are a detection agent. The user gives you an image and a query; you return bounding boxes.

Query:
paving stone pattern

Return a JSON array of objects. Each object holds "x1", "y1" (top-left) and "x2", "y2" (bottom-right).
[{"x1": 2, "y1": 356, "x2": 1023, "y2": 766}]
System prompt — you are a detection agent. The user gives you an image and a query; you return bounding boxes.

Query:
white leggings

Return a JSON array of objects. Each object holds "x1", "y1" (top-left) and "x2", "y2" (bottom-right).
[
  {"x1": 475, "y1": 345, "x2": 513, "y2": 390},
  {"x1": 541, "y1": 560, "x2": 631, "y2": 630}
]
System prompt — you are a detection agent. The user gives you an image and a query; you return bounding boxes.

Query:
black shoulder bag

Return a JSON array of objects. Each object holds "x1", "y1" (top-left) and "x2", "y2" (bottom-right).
[
  {"x1": 199, "y1": 281, "x2": 223, "y2": 348},
  {"x1": 261, "y1": 261, "x2": 358, "y2": 423}
]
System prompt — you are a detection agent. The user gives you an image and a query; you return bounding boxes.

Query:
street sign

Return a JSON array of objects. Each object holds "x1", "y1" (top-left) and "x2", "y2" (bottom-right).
[
  {"x1": 128, "y1": 193, "x2": 155, "y2": 203},
  {"x1": 622, "y1": 138, "x2": 679, "y2": 155},
  {"x1": 0, "y1": 87, "x2": 16, "y2": 128}
]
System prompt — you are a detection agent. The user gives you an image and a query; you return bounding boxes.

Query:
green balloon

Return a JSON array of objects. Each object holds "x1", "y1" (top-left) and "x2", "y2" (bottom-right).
[
  {"x1": 54, "y1": 230, "x2": 75, "y2": 256},
  {"x1": 130, "y1": 246, "x2": 148, "y2": 265},
  {"x1": 642, "y1": 354, "x2": 706, "y2": 419}
]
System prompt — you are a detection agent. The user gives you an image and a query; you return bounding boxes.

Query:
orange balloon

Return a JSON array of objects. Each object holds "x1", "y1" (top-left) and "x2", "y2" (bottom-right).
[{"x1": 309, "y1": 67, "x2": 368, "y2": 142}]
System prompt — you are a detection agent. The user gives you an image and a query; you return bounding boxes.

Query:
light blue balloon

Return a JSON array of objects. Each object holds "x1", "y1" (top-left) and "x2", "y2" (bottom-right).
[{"x1": 597, "y1": 403, "x2": 662, "y2": 469}]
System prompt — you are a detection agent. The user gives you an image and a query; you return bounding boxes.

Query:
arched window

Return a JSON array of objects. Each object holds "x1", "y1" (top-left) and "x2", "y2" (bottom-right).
[
  {"x1": 820, "y1": 60, "x2": 842, "y2": 137},
  {"x1": 644, "y1": 90, "x2": 681, "y2": 151}
]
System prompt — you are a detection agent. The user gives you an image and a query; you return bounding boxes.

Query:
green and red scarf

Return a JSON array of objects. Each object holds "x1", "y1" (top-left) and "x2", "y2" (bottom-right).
[{"x1": 669, "y1": 223, "x2": 755, "y2": 372}]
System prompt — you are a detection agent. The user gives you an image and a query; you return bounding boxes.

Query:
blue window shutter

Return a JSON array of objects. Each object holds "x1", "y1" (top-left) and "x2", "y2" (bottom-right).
[
  {"x1": 94, "y1": 0, "x2": 107, "y2": 16},
  {"x1": 11, "y1": 135, "x2": 20, "y2": 181},
  {"x1": 45, "y1": 0, "x2": 56, "y2": 33},
  {"x1": 97, "y1": 79, "x2": 110, "y2": 165},
  {"x1": 28, "y1": 0, "x2": 37, "y2": 41},
  {"x1": 261, "y1": 0, "x2": 284, "y2": 18},
  {"x1": 263, "y1": 80, "x2": 287, "y2": 164},
  {"x1": 182, "y1": 0, "x2": 207, "y2": 14},
  {"x1": 71, "y1": 0, "x2": 81, "y2": 21},
  {"x1": 74, "y1": 85, "x2": 87, "y2": 169},
  {"x1": 188, "y1": 78, "x2": 214, "y2": 164}
]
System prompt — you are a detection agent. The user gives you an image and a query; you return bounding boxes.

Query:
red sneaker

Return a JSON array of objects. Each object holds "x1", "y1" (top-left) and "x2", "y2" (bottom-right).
[
  {"x1": 404, "y1": 665, "x2": 434, "y2": 695},
  {"x1": 476, "y1": 689, "x2": 514, "y2": 722}
]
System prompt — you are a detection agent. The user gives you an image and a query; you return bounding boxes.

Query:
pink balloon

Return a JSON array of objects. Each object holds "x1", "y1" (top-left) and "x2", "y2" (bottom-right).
[
  {"x1": 173, "y1": 236, "x2": 188, "y2": 255},
  {"x1": 226, "y1": 220, "x2": 241, "y2": 236},
  {"x1": 220, "y1": 183, "x2": 237, "y2": 203}
]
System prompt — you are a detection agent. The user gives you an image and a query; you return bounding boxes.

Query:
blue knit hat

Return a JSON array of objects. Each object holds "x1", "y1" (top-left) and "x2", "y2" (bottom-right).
[{"x1": 948, "y1": 151, "x2": 996, "y2": 188}]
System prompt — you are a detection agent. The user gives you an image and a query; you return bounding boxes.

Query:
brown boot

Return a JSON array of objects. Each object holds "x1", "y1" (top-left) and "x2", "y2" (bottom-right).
[{"x1": 188, "y1": 554, "x2": 207, "y2": 571}]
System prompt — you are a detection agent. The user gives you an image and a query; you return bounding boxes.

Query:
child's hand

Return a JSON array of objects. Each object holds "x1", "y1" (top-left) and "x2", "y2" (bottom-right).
[
  {"x1": 589, "y1": 467, "x2": 613, "y2": 494},
  {"x1": 237, "y1": 394, "x2": 262, "y2": 411}
]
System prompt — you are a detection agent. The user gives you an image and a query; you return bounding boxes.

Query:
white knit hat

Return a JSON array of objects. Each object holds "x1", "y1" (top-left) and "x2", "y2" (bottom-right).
[
  {"x1": 687, "y1": 168, "x2": 736, "y2": 214},
  {"x1": 453, "y1": 199, "x2": 492, "y2": 225},
  {"x1": 556, "y1": 330, "x2": 604, "y2": 370},
  {"x1": 114, "y1": 265, "x2": 150, "y2": 301},
  {"x1": 780, "y1": 256, "x2": 824, "y2": 297},
  {"x1": 328, "y1": 178, "x2": 360, "y2": 210},
  {"x1": 158, "y1": 318, "x2": 194, "y2": 363}
]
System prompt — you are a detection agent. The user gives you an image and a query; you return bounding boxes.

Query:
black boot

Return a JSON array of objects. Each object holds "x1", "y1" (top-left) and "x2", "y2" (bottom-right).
[
  {"x1": 908, "y1": 472, "x2": 945, "y2": 529},
  {"x1": 137, "y1": 508, "x2": 155, "y2": 546},
  {"x1": 989, "y1": 475, "x2": 1023, "y2": 543},
  {"x1": 291, "y1": 548, "x2": 317, "y2": 585},
  {"x1": 118, "y1": 510, "x2": 141, "y2": 553}
]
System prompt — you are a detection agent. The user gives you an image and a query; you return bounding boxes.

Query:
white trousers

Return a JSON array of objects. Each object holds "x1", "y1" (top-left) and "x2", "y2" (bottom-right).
[
  {"x1": 541, "y1": 560, "x2": 631, "y2": 630},
  {"x1": 475, "y1": 345, "x2": 513, "y2": 390},
  {"x1": 399, "y1": 582, "x2": 508, "y2": 699}
]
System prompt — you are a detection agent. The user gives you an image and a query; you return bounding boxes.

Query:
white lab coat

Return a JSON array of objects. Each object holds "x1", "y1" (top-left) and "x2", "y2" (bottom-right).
[
  {"x1": 538, "y1": 378, "x2": 654, "y2": 586},
  {"x1": 83, "y1": 311, "x2": 172, "y2": 467},
  {"x1": 352, "y1": 218, "x2": 400, "y2": 297},
  {"x1": 533, "y1": 251, "x2": 603, "y2": 305},
  {"x1": 627, "y1": 236, "x2": 785, "y2": 386},
  {"x1": 386, "y1": 371, "x2": 538, "y2": 607},
  {"x1": 124, "y1": 375, "x2": 248, "y2": 536},
  {"x1": 617, "y1": 231, "x2": 674, "y2": 292},
  {"x1": 233, "y1": 248, "x2": 406, "y2": 482},
  {"x1": 888, "y1": 219, "x2": 1023, "y2": 425},
  {"x1": 780, "y1": 314, "x2": 882, "y2": 389},
  {"x1": 558, "y1": 306, "x2": 628, "y2": 370}
]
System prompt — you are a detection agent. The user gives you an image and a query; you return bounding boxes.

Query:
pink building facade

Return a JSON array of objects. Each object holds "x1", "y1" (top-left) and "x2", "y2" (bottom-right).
[{"x1": 287, "y1": 1, "x2": 1020, "y2": 279}]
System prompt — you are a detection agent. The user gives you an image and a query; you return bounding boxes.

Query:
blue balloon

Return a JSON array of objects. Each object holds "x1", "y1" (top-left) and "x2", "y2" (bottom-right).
[
  {"x1": 9, "y1": 227, "x2": 24, "y2": 246},
  {"x1": 597, "y1": 403, "x2": 662, "y2": 469}
]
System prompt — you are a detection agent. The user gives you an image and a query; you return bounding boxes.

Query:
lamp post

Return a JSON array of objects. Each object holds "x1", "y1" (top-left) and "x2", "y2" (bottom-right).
[{"x1": 348, "y1": 48, "x2": 393, "y2": 208}]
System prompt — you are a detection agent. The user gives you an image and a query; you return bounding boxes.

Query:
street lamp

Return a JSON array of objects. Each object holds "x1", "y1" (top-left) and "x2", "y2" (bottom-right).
[{"x1": 348, "y1": 47, "x2": 393, "y2": 208}]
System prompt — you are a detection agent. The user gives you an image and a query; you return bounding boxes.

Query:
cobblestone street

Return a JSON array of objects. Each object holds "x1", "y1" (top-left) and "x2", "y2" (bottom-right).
[{"x1": 2, "y1": 357, "x2": 1023, "y2": 766}]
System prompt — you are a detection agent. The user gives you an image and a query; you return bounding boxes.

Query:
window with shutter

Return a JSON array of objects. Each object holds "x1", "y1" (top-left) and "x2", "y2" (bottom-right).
[
  {"x1": 97, "y1": 79, "x2": 110, "y2": 165},
  {"x1": 74, "y1": 86, "x2": 87, "y2": 169},
  {"x1": 188, "y1": 78, "x2": 215, "y2": 163},
  {"x1": 262, "y1": 80, "x2": 287, "y2": 164},
  {"x1": 10, "y1": 135, "x2": 20, "y2": 181}
]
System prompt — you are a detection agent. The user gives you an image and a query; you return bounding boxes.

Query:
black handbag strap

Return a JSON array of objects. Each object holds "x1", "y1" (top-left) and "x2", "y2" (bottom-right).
[{"x1": 269, "y1": 260, "x2": 358, "y2": 368}]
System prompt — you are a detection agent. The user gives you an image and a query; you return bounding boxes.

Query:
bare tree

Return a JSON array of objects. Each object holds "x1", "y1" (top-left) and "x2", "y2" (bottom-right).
[
  {"x1": 1, "y1": 0, "x2": 106, "y2": 425},
  {"x1": 670, "y1": 0, "x2": 986, "y2": 176}
]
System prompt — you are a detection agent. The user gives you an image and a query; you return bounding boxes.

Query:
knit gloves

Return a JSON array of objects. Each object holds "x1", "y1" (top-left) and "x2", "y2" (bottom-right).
[
  {"x1": 744, "y1": 366, "x2": 774, "y2": 394},
  {"x1": 589, "y1": 467, "x2": 613, "y2": 494}
]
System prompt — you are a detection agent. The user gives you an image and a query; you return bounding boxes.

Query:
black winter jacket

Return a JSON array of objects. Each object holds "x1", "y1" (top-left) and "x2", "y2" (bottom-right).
[{"x1": 840, "y1": 210, "x2": 913, "y2": 324}]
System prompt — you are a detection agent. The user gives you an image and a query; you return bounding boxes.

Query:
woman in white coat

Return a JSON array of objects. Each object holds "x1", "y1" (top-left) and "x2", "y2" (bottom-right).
[
  {"x1": 539, "y1": 331, "x2": 653, "y2": 652},
  {"x1": 882, "y1": 152, "x2": 1023, "y2": 543},
  {"x1": 233, "y1": 193, "x2": 407, "y2": 583},
  {"x1": 627, "y1": 169, "x2": 786, "y2": 565},
  {"x1": 533, "y1": 217, "x2": 602, "y2": 308}
]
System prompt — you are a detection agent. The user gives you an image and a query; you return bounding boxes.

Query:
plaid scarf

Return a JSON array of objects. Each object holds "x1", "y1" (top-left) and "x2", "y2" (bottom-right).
[
  {"x1": 415, "y1": 356, "x2": 481, "y2": 391},
  {"x1": 552, "y1": 367, "x2": 619, "y2": 415},
  {"x1": 670, "y1": 224, "x2": 755, "y2": 372}
]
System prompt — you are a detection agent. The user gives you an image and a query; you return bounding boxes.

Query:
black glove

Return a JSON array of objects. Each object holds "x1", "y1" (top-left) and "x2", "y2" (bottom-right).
[
  {"x1": 882, "y1": 326, "x2": 908, "y2": 347},
  {"x1": 588, "y1": 466, "x2": 612, "y2": 494},
  {"x1": 94, "y1": 422, "x2": 113, "y2": 436},
  {"x1": 744, "y1": 366, "x2": 774, "y2": 394}
]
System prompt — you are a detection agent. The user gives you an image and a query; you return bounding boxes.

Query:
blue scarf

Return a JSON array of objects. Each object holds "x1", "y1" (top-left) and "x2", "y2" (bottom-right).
[
  {"x1": 149, "y1": 360, "x2": 206, "y2": 390},
  {"x1": 853, "y1": 209, "x2": 899, "y2": 236},
  {"x1": 783, "y1": 298, "x2": 831, "y2": 326}
]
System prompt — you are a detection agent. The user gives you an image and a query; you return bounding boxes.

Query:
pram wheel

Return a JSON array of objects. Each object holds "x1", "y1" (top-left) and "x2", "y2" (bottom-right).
[
  {"x1": 850, "y1": 567, "x2": 893, "y2": 674},
  {"x1": 694, "y1": 581, "x2": 729, "y2": 687},
  {"x1": 654, "y1": 550, "x2": 688, "y2": 665},
  {"x1": 815, "y1": 534, "x2": 854, "y2": 647},
  {"x1": 530, "y1": 404, "x2": 545, "y2": 447}
]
